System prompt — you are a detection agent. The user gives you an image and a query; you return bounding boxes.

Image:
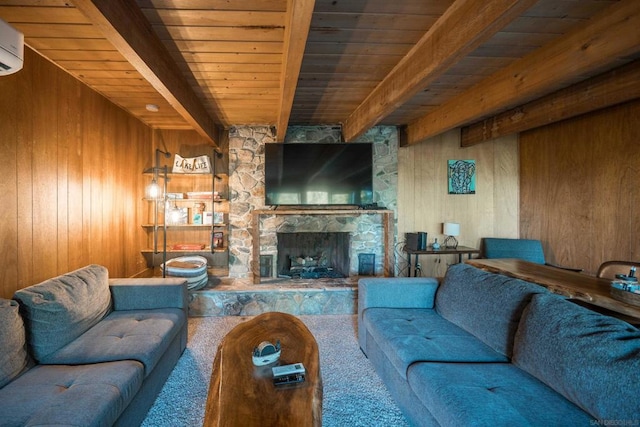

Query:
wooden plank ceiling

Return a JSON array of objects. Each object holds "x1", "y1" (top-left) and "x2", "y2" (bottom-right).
[{"x1": 1, "y1": 0, "x2": 639, "y2": 146}]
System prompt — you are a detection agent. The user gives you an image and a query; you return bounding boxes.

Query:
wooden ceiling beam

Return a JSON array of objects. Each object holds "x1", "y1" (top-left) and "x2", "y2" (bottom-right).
[
  {"x1": 405, "y1": 0, "x2": 640, "y2": 147},
  {"x1": 461, "y1": 60, "x2": 640, "y2": 147},
  {"x1": 340, "y1": 0, "x2": 539, "y2": 142},
  {"x1": 276, "y1": 0, "x2": 316, "y2": 142},
  {"x1": 72, "y1": 0, "x2": 219, "y2": 146}
]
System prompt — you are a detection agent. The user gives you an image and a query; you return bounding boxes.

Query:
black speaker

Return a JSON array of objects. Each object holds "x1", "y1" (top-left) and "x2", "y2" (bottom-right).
[
  {"x1": 417, "y1": 232, "x2": 427, "y2": 251},
  {"x1": 406, "y1": 232, "x2": 427, "y2": 251},
  {"x1": 405, "y1": 233, "x2": 419, "y2": 251}
]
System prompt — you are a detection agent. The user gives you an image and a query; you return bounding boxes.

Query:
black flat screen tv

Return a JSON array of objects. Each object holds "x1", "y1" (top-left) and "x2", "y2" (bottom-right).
[{"x1": 265, "y1": 143, "x2": 373, "y2": 206}]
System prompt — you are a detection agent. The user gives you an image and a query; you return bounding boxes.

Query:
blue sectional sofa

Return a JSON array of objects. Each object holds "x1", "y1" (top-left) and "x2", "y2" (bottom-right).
[
  {"x1": 358, "y1": 263, "x2": 640, "y2": 426},
  {"x1": 0, "y1": 265, "x2": 188, "y2": 427}
]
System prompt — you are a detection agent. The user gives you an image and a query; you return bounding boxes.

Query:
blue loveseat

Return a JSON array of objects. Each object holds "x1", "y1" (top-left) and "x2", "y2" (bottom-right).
[
  {"x1": 0, "y1": 265, "x2": 188, "y2": 427},
  {"x1": 358, "y1": 263, "x2": 640, "y2": 426}
]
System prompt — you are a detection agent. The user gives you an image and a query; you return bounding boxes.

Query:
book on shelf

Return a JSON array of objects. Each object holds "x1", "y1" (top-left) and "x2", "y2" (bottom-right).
[{"x1": 171, "y1": 243, "x2": 206, "y2": 250}]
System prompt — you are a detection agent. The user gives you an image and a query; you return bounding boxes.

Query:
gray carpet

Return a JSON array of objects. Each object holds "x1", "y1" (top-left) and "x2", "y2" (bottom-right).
[{"x1": 141, "y1": 314, "x2": 409, "y2": 426}]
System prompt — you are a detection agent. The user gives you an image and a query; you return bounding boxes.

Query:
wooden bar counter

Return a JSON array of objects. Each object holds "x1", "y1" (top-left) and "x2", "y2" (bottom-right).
[
  {"x1": 204, "y1": 312, "x2": 322, "y2": 427},
  {"x1": 466, "y1": 259, "x2": 640, "y2": 320}
]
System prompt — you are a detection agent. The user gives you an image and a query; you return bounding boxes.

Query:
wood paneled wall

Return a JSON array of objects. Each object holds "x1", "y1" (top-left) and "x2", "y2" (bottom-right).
[
  {"x1": 0, "y1": 48, "x2": 152, "y2": 299},
  {"x1": 520, "y1": 100, "x2": 640, "y2": 274},
  {"x1": 397, "y1": 130, "x2": 519, "y2": 277}
]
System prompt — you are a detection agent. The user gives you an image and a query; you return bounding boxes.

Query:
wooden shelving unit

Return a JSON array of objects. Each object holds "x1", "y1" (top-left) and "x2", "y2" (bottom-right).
[{"x1": 142, "y1": 151, "x2": 229, "y2": 275}]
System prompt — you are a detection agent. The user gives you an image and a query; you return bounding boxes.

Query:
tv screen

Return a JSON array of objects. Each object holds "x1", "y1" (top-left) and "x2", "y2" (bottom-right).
[{"x1": 265, "y1": 143, "x2": 373, "y2": 206}]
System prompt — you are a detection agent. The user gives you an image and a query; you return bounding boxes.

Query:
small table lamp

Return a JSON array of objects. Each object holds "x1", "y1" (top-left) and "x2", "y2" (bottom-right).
[{"x1": 443, "y1": 222, "x2": 460, "y2": 249}]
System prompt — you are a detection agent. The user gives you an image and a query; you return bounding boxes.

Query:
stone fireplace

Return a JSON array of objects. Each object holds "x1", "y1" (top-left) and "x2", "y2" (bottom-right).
[
  {"x1": 276, "y1": 232, "x2": 351, "y2": 278},
  {"x1": 226, "y1": 125, "x2": 399, "y2": 280},
  {"x1": 252, "y1": 210, "x2": 393, "y2": 282}
]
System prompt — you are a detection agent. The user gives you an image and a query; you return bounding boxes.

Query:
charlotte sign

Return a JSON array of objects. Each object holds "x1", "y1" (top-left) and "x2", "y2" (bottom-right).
[{"x1": 172, "y1": 154, "x2": 211, "y2": 174}]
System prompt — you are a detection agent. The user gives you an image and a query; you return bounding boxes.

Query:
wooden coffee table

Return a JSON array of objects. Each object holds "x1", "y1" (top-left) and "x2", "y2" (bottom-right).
[{"x1": 203, "y1": 312, "x2": 323, "y2": 426}]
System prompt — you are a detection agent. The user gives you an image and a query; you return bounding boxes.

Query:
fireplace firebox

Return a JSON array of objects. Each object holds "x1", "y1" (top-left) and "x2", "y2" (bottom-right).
[{"x1": 276, "y1": 232, "x2": 351, "y2": 279}]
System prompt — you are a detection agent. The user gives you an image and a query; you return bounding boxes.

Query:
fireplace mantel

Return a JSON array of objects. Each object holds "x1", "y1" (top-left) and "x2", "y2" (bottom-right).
[{"x1": 251, "y1": 209, "x2": 394, "y2": 283}]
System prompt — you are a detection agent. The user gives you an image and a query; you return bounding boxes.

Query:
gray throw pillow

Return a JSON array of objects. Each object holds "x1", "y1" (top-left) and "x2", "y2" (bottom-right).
[
  {"x1": 13, "y1": 265, "x2": 112, "y2": 362},
  {"x1": 0, "y1": 299, "x2": 31, "y2": 388},
  {"x1": 514, "y1": 293, "x2": 640, "y2": 420},
  {"x1": 435, "y1": 263, "x2": 548, "y2": 357}
]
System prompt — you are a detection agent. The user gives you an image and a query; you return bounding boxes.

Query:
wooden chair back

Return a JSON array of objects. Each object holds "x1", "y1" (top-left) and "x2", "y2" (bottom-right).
[{"x1": 596, "y1": 261, "x2": 640, "y2": 280}]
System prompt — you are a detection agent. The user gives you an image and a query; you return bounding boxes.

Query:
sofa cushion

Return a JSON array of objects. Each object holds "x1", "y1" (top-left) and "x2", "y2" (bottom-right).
[
  {"x1": 362, "y1": 308, "x2": 508, "y2": 379},
  {"x1": 41, "y1": 308, "x2": 186, "y2": 376},
  {"x1": 0, "y1": 360, "x2": 143, "y2": 427},
  {"x1": 0, "y1": 299, "x2": 32, "y2": 388},
  {"x1": 407, "y1": 361, "x2": 593, "y2": 427},
  {"x1": 13, "y1": 264, "x2": 112, "y2": 362},
  {"x1": 514, "y1": 293, "x2": 640, "y2": 421},
  {"x1": 435, "y1": 263, "x2": 548, "y2": 357}
]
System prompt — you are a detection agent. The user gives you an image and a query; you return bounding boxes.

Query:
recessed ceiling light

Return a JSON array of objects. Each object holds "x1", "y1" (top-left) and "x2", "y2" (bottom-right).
[{"x1": 146, "y1": 104, "x2": 159, "y2": 112}]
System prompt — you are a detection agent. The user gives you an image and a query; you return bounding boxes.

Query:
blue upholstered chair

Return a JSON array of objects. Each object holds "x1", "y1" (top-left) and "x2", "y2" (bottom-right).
[{"x1": 482, "y1": 238, "x2": 582, "y2": 272}]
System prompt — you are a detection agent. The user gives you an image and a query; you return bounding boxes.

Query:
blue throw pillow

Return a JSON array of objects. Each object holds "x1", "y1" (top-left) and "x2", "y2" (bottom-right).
[{"x1": 513, "y1": 293, "x2": 640, "y2": 421}]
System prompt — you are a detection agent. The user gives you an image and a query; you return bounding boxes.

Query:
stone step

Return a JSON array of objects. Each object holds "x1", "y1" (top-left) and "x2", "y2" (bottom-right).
[{"x1": 187, "y1": 276, "x2": 358, "y2": 316}]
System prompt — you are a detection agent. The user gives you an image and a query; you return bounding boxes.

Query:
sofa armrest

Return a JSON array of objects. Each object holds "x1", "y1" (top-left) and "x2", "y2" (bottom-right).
[
  {"x1": 109, "y1": 278, "x2": 188, "y2": 312},
  {"x1": 358, "y1": 277, "x2": 440, "y2": 313}
]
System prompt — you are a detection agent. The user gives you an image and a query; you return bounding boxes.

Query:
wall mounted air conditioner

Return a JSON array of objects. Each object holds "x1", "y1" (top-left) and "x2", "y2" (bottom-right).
[{"x1": 0, "y1": 18, "x2": 23, "y2": 76}]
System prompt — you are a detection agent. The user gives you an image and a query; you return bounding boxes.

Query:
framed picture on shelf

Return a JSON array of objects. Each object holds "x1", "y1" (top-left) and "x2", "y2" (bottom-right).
[
  {"x1": 203, "y1": 212, "x2": 213, "y2": 225},
  {"x1": 213, "y1": 212, "x2": 225, "y2": 224},
  {"x1": 213, "y1": 232, "x2": 224, "y2": 248}
]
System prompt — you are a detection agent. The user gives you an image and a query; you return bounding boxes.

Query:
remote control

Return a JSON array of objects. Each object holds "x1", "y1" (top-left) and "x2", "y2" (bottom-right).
[
  {"x1": 272, "y1": 363, "x2": 305, "y2": 377},
  {"x1": 272, "y1": 363, "x2": 306, "y2": 386}
]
